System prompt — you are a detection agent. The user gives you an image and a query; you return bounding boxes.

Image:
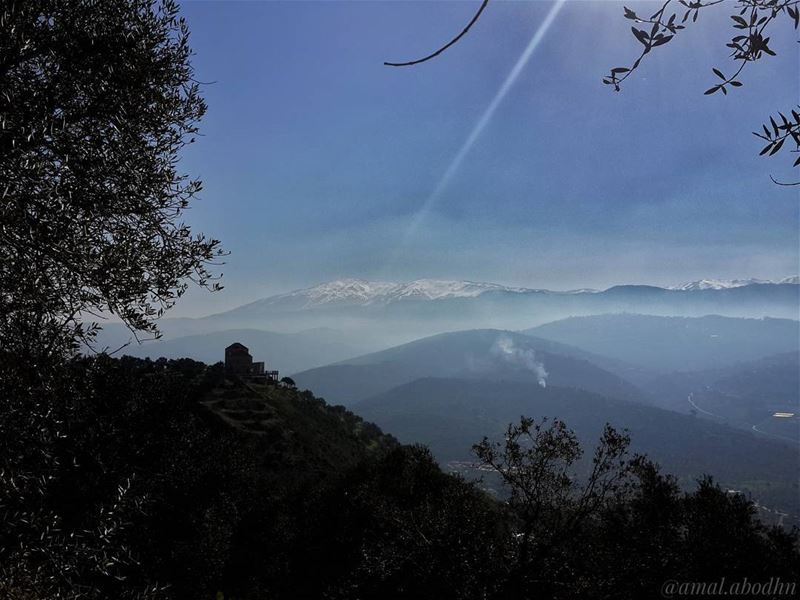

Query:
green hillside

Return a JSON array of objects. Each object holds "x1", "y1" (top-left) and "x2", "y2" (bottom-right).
[
  {"x1": 355, "y1": 377, "x2": 800, "y2": 520},
  {"x1": 201, "y1": 377, "x2": 396, "y2": 469},
  {"x1": 293, "y1": 329, "x2": 646, "y2": 406},
  {"x1": 640, "y1": 352, "x2": 799, "y2": 442},
  {"x1": 2, "y1": 354, "x2": 515, "y2": 599},
  {"x1": 4, "y1": 353, "x2": 800, "y2": 599}
]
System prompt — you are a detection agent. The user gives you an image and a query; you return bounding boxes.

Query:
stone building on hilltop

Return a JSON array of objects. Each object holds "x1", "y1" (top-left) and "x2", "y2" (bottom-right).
[
  {"x1": 224, "y1": 342, "x2": 278, "y2": 381},
  {"x1": 224, "y1": 342, "x2": 251, "y2": 375}
]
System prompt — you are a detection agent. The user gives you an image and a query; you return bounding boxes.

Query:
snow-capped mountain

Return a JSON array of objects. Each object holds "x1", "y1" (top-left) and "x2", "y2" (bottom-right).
[
  {"x1": 212, "y1": 276, "x2": 799, "y2": 328},
  {"x1": 669, "y1": 277, "x2": 798, "y2": 291},
  {"x1": 275, "y1": 279, "x2": 398, "y2": 307},
  {"x1": 380, "y1": 279, "x2": 533, "y2": 302},
  {"x1": 262, "y1": 276, "x2": 800, "y2": 308},
  {"x1": 259, "y1": 278, "x2": 531, "y2": 309},
  {"x1": 151, "y1": 275, "x2": 798, "y2": 352}
]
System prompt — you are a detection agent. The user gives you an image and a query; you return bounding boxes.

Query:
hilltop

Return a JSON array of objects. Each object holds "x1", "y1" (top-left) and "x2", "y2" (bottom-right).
[
  {"x1": 199, "y1": 375, "x2": 396, "y2": 468},
  {"x1": 292, "y1": 329, "x2": 645, "y2": 406},
  {"x1": 6, "y1": 352, "x2": 798, "y2": 599}
]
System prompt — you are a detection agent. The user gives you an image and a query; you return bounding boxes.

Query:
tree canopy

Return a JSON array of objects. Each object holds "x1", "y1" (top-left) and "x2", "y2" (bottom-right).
[{"x1": 0, "y1": 0, "x2": 223, "y2": 359}]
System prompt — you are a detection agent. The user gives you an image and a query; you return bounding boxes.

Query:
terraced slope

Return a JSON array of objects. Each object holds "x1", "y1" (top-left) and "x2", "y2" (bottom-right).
[{"x1": 200, "y1": 379, "x2": 398, "y2": 471}]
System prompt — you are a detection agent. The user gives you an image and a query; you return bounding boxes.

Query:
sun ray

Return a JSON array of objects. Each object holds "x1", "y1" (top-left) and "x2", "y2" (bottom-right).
[{"x1": 385, "y1": 0, "x2": 567, "y2": 274}]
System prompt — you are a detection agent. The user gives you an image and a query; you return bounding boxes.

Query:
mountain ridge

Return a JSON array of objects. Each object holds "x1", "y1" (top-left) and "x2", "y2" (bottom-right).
[
  {"x1": 291, "y1": 328, "x2": 648, "y2": 406},
  {"x1": 221, "y1": 276, "x2": 800, "y2": 313},
  {"x1": 524, "y1": 314, "x2": 800, "y2": 373},
  {"x1": 669, "y1": 276, "x2": 799, "y2": 291}
]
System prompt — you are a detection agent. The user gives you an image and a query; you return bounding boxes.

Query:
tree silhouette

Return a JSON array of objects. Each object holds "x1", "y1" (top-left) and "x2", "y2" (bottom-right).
[
  {"x1": 0, "y1": 0, "x2": 224, "y2": 359},
  {"x1": 473, "y1": 417, "x2": 635, "y2": 595},
  {"x1": 605, "y1": 0, "x2": 800, "y2": 184},
  {"x1": 0, "y1": 2, "x2": 221, "y2": 596}
]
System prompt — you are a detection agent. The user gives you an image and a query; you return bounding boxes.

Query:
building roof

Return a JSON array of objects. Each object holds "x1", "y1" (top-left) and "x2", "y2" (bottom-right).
[{"x1": 225, "y1": 342, "x2": 249, "y2": 352}]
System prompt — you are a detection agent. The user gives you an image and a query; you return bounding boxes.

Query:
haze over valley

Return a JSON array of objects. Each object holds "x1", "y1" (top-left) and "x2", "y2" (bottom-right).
[
  {"x1": 102, "y1": 275, "x2": 799, "y2": 369},
  {"x1": 103, "y1": 274, "x2": 800, "y2": 525}
]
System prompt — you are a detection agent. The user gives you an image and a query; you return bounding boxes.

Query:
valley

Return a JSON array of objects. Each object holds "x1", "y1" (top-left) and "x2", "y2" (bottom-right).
[{"x1": 107, "y1": 277, "x2": 799, "y2": 526}]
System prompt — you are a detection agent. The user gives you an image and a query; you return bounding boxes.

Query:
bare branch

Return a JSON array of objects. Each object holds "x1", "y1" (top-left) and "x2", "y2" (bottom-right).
[
  {"x1": 384, "y1": 0, "x2": 489, "y2": 67},
  {"x1": 769, "y1": 174, "x2": 800, "y2": 185}
]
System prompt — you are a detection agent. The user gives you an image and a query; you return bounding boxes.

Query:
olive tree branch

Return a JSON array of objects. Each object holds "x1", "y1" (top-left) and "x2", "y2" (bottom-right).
[{"x1": 606, "y1": 0, "x2": 800, "y2": 183}]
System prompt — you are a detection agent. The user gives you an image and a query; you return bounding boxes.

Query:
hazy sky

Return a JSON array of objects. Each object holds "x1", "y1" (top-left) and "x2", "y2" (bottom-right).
[{"x1": 174, "y1": 0, "x2": 799, "y2": 316}]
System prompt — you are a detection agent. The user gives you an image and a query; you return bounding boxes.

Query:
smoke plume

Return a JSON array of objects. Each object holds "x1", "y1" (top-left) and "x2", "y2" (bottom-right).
[{"x1": 492, "y1": 336, "x2": 548, "y2": 388}]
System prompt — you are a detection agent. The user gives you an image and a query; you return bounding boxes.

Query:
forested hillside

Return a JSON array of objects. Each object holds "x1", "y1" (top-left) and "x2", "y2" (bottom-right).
[
  {"x1": 3, "y1": 355, "x2": 799, "y2": 599},
  {"x1": 292, "y1": 329, "x2": 645, "y2": 406},
  {"x1": 354, "y1": 377, "x2": 800, "y2": 518}
]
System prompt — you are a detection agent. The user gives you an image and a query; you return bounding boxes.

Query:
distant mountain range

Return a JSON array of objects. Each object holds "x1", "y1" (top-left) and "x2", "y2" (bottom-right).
[
  {"x1": 313, "y1": 325, "x2": 799, "y2": 516},
  {"x1": 525, "y1": 314, "x2": 800, "y2": 374},
  {"x1": 219, "y1": 276, "x2": 800, "y2": 313},
  {"x1": 238, "y1": 278, "x2": 534, "y2": 309},
  {"x1": 92, "y1": 275, "x2": 798, "y2": 369},
  {"x1": 669, "y1": 276, "x2": 799, "y2": 291},
  {"x1": 194, "y1": 276, "x2": 799, "y2": 338},
  {"x1": 293, "y1": 315, "x2": 799, "y2": 402},
  {"x1": 280, "y1": 318, "x2": 796, "y2": 519}
]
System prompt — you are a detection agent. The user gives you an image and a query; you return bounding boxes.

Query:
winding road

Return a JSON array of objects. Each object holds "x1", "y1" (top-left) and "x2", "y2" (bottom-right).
[{"x1": 686, "y1": 393, "x2": 799, "y2": 445}]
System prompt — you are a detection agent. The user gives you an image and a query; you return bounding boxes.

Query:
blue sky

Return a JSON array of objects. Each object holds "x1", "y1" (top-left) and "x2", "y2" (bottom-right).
[{"x1": 174, "y1": 0, "x2": 798, "y2": 316}]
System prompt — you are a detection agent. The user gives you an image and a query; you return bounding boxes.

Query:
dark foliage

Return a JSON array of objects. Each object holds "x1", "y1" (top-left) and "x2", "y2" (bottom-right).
[
  {"x1": 473, "y1": 417, "x2": 800, "y2": 599},
  {"x1": 2, "y1": 355, "x2": 797, "y2": 598},
  {"x1": 0, "y1": 5, "x2": 227, "y2": 590},
  {"x1": 0, "y1": 0, "x2": 223, "y2": 359},
  {"x1": 0, "y1": 354, "x2": 501, "y2": 599}
]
